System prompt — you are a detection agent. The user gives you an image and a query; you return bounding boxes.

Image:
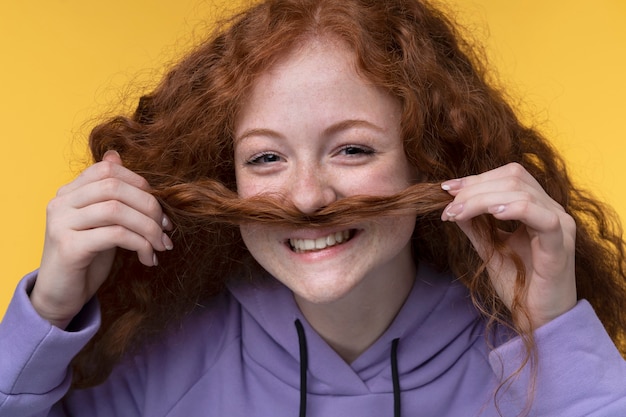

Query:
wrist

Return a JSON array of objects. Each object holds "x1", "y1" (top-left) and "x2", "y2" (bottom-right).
[{"x1": 29, "y1": 284, "x2": 76, "y2": 329}]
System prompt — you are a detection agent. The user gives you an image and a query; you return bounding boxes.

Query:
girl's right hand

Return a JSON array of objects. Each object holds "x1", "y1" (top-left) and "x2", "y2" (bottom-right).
[{"x1": 30, "y1": 150, "x2": 173, "y2": 329}]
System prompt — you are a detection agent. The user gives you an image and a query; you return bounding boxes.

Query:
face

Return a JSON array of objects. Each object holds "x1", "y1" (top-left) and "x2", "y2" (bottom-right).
[{"x1": 234, "y1": 38, "x2": 417, "y2": 305}]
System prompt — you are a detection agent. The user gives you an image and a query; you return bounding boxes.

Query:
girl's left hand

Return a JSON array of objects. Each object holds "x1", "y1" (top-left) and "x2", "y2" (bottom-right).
[{"x1": 440, "y1": 162, "x2": 577, "y2": 330}]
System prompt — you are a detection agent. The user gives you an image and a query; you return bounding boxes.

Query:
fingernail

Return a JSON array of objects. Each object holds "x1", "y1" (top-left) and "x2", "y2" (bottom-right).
[
  {"x1": 441, "y1": 179, "x2": 462, "y2": 191},
  {"x1": 161, "y1": 214, "x2": 172, "y2": 230},
  {"x1": 446, "y1": 203, "x2": 464, "y2": 217},
  {"x1": 103, "y1": 149, "x2": 120, "y2": 159},
  {"x1": 162, "y1": 233, "x2": 174, "y2": 250},
  {"x1": 153, "y1": 253, "x2": 159, "y2": 266},
  {"x1": 489, "y1": 204, "x2": 506, "y2": 214}
]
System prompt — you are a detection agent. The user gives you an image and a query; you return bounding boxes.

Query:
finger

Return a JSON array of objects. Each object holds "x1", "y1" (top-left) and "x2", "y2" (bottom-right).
[
  {"x1": 442, "y1": 189, "x2": 564, "y2": 223},
  {"x1": 100, "y1": 226, "x2": 158, "y2": 267},
  {"x1": 57, "y1": 159, "x2": 151, "y2": 196},
  {"x1": 448, "y1": 193, "x2": 576, "y2": 262},
  {"x1": 441, "y1": 166, "x2": 565, "y2": 220},
  {"x1": 445, "y1": 177, "x2": 547, "y2": 206},
  {"x1": 441, "y1": 163, "x2": 541, "y2": 196},
  {"x1": 102, "y1": 149, "x2": 122, "y2": 165},
  {"x1": 44, "y1": 222, "x2": 159, "y2": 269},
  {"x1": 493, "y1": 201, "x2": 576, "y2": 257},
  {"x1": 76, "y1": 225, "x2": 160, "y2": 267},
  {"x1": 441, "y1": 165, "x2": 541, "y2": 220},
  {"x1": 52, "y1": 173, "x2": 173, "y2": 233},
  {"x1": 445, "y1": 192, "x2": 566, "y2": 245},
  {"x1": 60, "y1": 176, "x2": 162, "y2": 220},
  {"x1": 66, "y1": 200, "x2": 173, "y2": 252},
  {"x1": 47, "y1": 181, "x2": 174, "y2": 254},
  {"x1": 463, "y1": 184, "x2": 563, "y2": 215}
]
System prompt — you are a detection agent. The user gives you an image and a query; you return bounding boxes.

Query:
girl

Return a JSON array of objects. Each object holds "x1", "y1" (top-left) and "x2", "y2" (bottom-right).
[{"x1": 1, "y1": 0, "x2": 625, "y2": 416}]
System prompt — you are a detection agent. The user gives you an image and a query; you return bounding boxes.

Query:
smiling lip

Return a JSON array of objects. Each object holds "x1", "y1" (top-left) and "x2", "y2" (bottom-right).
[{"x1": 289, "y1": 230, "x2": 354, "y2": 253}]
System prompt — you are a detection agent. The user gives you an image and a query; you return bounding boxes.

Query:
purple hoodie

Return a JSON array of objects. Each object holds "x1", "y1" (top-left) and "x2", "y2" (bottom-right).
[{"x1": 1, "y1": 264, "x2": 625, "y2": 416}]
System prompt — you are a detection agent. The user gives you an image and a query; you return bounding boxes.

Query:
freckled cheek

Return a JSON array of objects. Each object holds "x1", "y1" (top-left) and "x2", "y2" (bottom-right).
[
  {"x1": 236, "y1": 170, "x2": 288, "y2": 199},
  {"x1": 236, "y1": 184, "x2": 254, "y2": 198},
  {"x1": 239, "y1": 224, "x2": 270, "y2": 255},
  {"x1": 235, "y1": 173, "x2": 265, "y2": 198},
  {"x1": 353, "y1": 171, "x2": 413, "y2": 195},
  {"x1": 382, "y1": 216, "x2": 417, "y2": 252},
  {"x1": 233, "y1": 160, "x2": 266, "y2": 198}
]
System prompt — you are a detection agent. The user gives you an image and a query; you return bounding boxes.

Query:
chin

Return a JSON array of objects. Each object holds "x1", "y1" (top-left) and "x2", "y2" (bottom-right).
[{"x1": 289, "y1": 274, "x2": 362, "y2": 305}]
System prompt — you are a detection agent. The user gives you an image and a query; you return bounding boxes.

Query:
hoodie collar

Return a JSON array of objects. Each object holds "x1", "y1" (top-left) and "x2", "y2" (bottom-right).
[{"x1": 228, "y1": 262, "x2": 483, "y2": 395}]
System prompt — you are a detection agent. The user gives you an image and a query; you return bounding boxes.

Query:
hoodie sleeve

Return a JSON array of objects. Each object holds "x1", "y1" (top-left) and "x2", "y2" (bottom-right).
[
  {"x1": 488, "y1": 300, "x2": 626, "y2": 416},
  {"x1": 1, "y1": 272, "x2": 239, "y2": 417},
  {"x1": 0, "y1": 272, "x2": 100, "y2": 417}
]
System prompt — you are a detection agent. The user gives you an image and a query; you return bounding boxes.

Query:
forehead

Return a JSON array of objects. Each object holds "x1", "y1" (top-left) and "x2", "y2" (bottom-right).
[{"x1": 235, "y1": 38, "x2": 400, "y2": 136}]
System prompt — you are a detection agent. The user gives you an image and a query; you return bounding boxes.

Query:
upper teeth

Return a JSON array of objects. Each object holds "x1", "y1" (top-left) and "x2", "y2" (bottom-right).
[{"x1": 290, "y1": 230, "x2": 351, "y2": 252}]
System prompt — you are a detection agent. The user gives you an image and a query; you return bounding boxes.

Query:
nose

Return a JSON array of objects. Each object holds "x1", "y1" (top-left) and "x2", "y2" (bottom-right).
[{"x1": 288, "y1": 166, "x2": 337, "y2": 214}]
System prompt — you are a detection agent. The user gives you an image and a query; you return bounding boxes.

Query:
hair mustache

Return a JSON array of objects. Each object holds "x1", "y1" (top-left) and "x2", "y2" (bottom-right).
[{"x1": 154, "y1": 179, "x2": 453, "y2": 230}]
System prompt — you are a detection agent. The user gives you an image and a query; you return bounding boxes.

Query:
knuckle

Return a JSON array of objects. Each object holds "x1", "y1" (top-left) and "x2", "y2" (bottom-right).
[
  {"x1": 145, "y1": 194, "x2": 160, "y2": 212},
  {"x1": 139, "y1": 217, "x2": 162, "y2": 245},
  {"x1": 461, "y1": 174, "x2": 478, "y2": 186},
  {"x1": 144, "y1": 195, "x2": 162, "y2": 218},
  {"x1": 504, "y1": 162, "x2": 527, "y2": 179},
  {"x1": 516, "y1": 199, "x2": 532, "y2": 216},
  {"x1": 55, "y1": 184, "x2": 69, "y2": 197},
  {"x1": 504, "y1": 176, "x2": 523, "y2": 192},
  {"x1": 44, "y1": 220, "x2": 74, "y2": 251},
  {"x1": 545, "y1": 212, "x2": 561, "y2": 231},
  {"x1": 519, "y1": 190, "x2": 534, "y2": 203},
  {"x1": 55, "y1": 237, "x2": 77, "y2": 256},
  {"x1": 46, "y1": 197, "x2": 63, "y2": 215},
  {"x1": 148, "y1": 221, "x2": 163, "y2": 238},
  {"x1": 561, "y1": 213, "x2": 577, "y2": 234},
  {"x1": 140, "y1": 238, "x2": 153, "y2": 255},
  {"x1": 94, "y1": 160, "x2": 117, "y2": 179},
  {"x1": 137, "y1": 176, "x2": 151, "y2": 190},
  {"x1": 102, "y1": 200, "x2": 123, "y2": 219},
  {"x1": 108, "y1": 224, "x2": 127, "y2": 242},
  {"x1": 100, "y1": 177, "x2": 123, "y2": 196},
  {"x1": 45, "y1": 222, "x2": 65, "y2": 244}
]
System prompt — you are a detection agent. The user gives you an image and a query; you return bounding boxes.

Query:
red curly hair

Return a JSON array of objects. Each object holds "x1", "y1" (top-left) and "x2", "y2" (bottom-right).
[{"x1": 73, "y1": 0, "x2": 626, "y2": 402}]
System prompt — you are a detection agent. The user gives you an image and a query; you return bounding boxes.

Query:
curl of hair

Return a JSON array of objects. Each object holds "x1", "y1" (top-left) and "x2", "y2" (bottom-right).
[{"x1": 72, "y1": 0, "x2": 626, "y2": 412}]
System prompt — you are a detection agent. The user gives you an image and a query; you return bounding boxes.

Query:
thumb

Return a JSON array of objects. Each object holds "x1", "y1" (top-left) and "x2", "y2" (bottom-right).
[{"x1": 102, "y1": 149, "x2": 123, "y2": 165}]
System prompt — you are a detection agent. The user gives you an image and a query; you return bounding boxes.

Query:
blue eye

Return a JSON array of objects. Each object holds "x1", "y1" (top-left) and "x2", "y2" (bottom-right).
[{"x1": 247, "y1": 152, "x2": 282, "y2": 165}]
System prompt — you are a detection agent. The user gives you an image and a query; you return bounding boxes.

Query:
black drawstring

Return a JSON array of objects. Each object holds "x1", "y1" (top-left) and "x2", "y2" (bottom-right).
[
  {"x1": 294, "y1": 320, "x2": 401, "y2": 417},
  {"x1": 391, "y1": 338, "x2": 401, "y2": 417},
  {"x1": 295, "y1": 319, "x2": 308, "y2": 417}
]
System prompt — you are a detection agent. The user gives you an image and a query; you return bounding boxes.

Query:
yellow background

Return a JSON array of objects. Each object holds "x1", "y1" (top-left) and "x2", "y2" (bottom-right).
[{"x1": 1, "y1": 0, "x2": 625, "y2": 317}]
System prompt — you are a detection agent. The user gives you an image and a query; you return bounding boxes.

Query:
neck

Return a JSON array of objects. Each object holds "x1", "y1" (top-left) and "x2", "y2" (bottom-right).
[{"x1": 295, "y1": 261, "x2": 416, "y2": 363}]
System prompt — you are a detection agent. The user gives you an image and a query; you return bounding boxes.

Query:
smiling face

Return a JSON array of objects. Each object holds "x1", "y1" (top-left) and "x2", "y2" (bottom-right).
[{"x1": 234, "y1": 38, "x2": 417, "y2": 305}]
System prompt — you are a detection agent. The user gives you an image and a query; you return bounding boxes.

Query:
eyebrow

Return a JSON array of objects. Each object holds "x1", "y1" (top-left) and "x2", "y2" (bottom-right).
[
  {"x1": 323, "y1": 119, "x2": 385, "y2": 137},
  {"x1": 236, "y1": 119, "x2": 385, "y2": 142}
]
